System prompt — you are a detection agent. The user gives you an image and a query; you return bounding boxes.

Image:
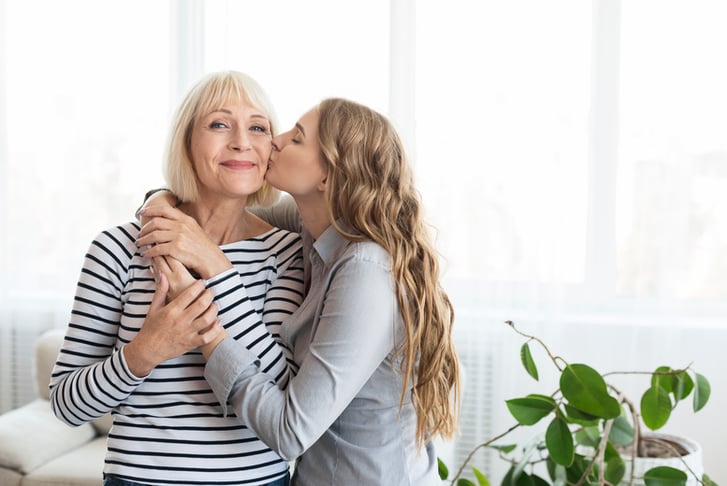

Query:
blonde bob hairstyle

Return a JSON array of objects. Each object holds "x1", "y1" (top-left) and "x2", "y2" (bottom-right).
[
  {"x1": 317, "y1": 97, "x2": 461, "y2": 447},
  {"x1": 163, "y1": 71, "x2": 280, "y2": 206}
]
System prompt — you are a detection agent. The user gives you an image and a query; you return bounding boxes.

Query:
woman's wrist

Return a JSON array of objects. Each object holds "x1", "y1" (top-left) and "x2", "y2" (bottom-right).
[
  {"x1": 200, "y1": 331, "x2": 227, "y2": 360},
  {"x1": 198, "y1": 253, "x2": 235, "y2": 280}
]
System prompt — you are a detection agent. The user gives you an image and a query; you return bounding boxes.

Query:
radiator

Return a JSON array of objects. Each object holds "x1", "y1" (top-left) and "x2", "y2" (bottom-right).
[{"x1": 436, "y1": 313, "x2": 504, "y2": 482}]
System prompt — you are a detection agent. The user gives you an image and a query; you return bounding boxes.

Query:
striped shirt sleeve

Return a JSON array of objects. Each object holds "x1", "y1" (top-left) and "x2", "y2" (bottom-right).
[
  {"x1": 49, "y1": 224, "x2": 144, "y2": 426},
  {"x1": 206, "y1": 229, "x2": 304, "y2": 388}
]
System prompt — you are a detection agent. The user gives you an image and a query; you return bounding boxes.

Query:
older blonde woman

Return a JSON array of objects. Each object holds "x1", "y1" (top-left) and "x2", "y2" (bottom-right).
[{"x1": 50, "y1": 71, "x2": 303, "y2": 486}]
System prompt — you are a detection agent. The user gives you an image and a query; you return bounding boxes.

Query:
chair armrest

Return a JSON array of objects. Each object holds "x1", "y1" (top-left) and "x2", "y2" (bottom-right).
[{"x1": 0, "y1": 399, "x2": 97, "y2": 474}]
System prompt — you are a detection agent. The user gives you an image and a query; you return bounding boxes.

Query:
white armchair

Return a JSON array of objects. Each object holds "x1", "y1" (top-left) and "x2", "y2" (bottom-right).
[{"x1": 0, "y1": 328, "x2": 110, "y2": 486}]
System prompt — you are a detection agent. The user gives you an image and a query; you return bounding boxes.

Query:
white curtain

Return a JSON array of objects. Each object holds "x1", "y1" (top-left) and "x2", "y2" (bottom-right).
[{"x1": 1, "y1": 0, "x2": 725, "y2": 482}]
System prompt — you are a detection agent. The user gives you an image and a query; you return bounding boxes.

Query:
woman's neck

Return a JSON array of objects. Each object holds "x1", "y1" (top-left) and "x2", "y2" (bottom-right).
[
  {"x1": 294, "y1": 194, "x2": 332, "y2": 240},
  {"x1": 181, "y1": 198, "x2": 269, "y2": 245}
]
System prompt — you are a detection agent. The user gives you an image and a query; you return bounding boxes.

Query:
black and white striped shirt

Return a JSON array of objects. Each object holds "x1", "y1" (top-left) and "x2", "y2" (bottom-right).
[{"x1": 49, "y1": 221, "x2": 304, "y2": 485}]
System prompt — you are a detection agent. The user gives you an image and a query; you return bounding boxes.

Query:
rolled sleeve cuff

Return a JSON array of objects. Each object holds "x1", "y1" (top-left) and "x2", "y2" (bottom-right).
[{"x1": 205, "y1": 337, "x2": 260, "y2": 415}]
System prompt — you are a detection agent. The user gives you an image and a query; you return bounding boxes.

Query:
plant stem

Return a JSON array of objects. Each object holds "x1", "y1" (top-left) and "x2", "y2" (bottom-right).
[
  {"x1": 506, "y1": 320, "x2": 565, "y2": 371},
  {"x1": 449, "y1": 422, "x2": 521, "y2": 484},
  {"x1": 609, "y1": 386, "x2": 640, "y2": 486},
  {"x1": 574, "y1": 418, "x2": 615, "y2": 486}
]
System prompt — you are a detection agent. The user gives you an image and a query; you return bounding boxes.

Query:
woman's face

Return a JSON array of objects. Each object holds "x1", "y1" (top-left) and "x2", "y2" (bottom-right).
[
  {"x1": 266, "y1": 107, "x2": 328, "y2": 198},
  {"x1": 189, "y1": 100, "x2": 272, "y2": 200}
]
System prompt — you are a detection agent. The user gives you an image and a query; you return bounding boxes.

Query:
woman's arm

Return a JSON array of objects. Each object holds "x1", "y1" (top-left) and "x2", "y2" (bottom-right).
[
  {"x1": 49, "y1": 224, "x2": 217, "y2": 426},
  {"x1": 198, "y1": 231, "x2": 305, "y2": 387},
  {"x1": 136, "y1": 189, "x2": 302, "y2": 233},
  {"x1": 141, "y1": 215, "x2": 305, "y2": 389},
  {"x1": 203, "y1": 250, "x2": 398, "y2": 459},
  {"x1": 248, "y1": 194, "x2": 301, "y2": 233}
]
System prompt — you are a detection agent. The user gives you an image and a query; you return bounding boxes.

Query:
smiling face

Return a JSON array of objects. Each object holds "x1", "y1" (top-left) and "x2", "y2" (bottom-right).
[
  {"x1": 189, "y1": 101, "x2": 272, "y2": 202},
  {"x1": 266, "y1": 107, "x2": 328, "y2": 200}
]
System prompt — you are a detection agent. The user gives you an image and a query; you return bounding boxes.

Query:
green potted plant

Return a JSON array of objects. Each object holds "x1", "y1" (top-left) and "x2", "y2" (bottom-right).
[{"x1": 439, "y1": 321, "x2": 716, "y2": 486}]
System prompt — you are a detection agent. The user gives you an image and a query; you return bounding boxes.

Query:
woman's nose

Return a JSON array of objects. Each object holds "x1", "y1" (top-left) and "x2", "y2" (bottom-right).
[{"x1": 229, "y1": 130, "x2": 251, "y2": 151}]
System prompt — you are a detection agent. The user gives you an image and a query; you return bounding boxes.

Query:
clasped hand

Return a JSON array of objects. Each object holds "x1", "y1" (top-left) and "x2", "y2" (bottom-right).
[{"x1": 125, "y1": 205, "x2": 231, "y2": 375}]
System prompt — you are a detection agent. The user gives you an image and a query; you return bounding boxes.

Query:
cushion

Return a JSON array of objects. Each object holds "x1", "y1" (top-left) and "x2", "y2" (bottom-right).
[
  {"x1": 21, "y1": 436, "x2": 106, "y2": 486},
  {"x1": 91, "y1": 414, "x2": 113, "y2": 435},
  {"x1": 0, "y1": 399, "x2": 96, "y2": 474},
  {"x1": 0, "y1": 467, "x2": 21, "y2": 486},
  {"x1": 34, "y1": 329, "x2": 65, "y2": 399}
]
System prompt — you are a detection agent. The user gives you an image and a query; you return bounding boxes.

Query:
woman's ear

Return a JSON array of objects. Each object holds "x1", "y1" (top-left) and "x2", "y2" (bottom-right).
[{"x1": 317, "y1": 173, "x2": 328, "y2": 192}]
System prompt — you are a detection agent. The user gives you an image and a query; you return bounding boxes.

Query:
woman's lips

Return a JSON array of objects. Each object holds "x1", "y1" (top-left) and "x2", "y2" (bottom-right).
[{"x1": 220, "y1": 160, "x2": 255, "y2": 169}]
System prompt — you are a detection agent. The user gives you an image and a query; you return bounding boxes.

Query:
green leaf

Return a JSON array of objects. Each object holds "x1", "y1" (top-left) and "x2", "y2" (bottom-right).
[
  {"x1": 604, "y1": 443, "x2": 626, "y2": 485},
  {"x1": 473, "y1": 467, "x2": 491, "y2": 486},
  {"x1": 608, "y1": 413, "x2": 635, "y2": 446},
  {"x1": 693, "y1": 373, "x2": 711, "y2": 412},
  {"x1": 672, "y1": 370, "x2": 694, "y2": 402},
  {"x1": 702, "y1": 474, "x2": 718, "y2": 486},
  {"x1": 512, "y1": 473, "x2": 535, "y2": 486},
  {"x1": 521, "y1": 343, "x2": 539, "y2": 381},
  {"x1": 652, "y1": 367, "x2": 694, "y2": 405},
  {"x1": 438, "y1": 457, "x2": 449, "y2": 480},
  {"x1": 457, "y1": 479, "x2": 477, "y2": 486},
  {"x1": 501, "y1": 466, "x2": 515, "y2": 486},
  {"x1": 488, "y1": 443, "x2": 517, "y2": 454},
  {"x1": 651, "y1": 366, "x2": 673, "y2": 393},
  {"x1": 643, "y1": 466, "x2": 688, "y2": 486},
  {"x1": 530, "y1": 474, "x2": 550, "y2": 486},
  {"x1": 545, "y1": 459, "x2": 567, "y2": 485},
  {"x1": 574, "y1": 425, "x2": 600, "y2": 448},
  {"x1": 546, "y1": 415, "x2": 574, "y2": 466},
  {"x1": 560, "y1": 364, "x2": 620, "y2": 419},
  {"x1": 562, "y1": 455, "x2": 589, "y2": 484},
  {"x1": 506, "y1": 395, "x2": 557, "y2": 425},
  {"x1": 641, "y1": 385, "x2": 672, "y2": 430},
  {"x1": 563, "y1": 404, "x2": 600, "y2": 426}
]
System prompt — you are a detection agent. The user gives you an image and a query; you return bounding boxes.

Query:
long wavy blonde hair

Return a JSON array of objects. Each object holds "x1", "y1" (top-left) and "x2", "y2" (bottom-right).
[{"x1": 317, "y1": 98, "x2": 460, "y2": 445}]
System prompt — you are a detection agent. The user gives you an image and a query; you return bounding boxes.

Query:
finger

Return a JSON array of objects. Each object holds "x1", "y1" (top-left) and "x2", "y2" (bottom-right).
[
  {"x1": 137, "y1": 228, "x2": 177, "y2": 248},
  {"x1": 166, "y1": 256, "x2": 188, "y2": 274},
  {"x1": 174, "y1": 280, "x2": 207, "y2": 309},
  {"x1": 198, "y1": 321, "x2": 225, "y2": 343},
  {"x1": 149, "y1": 272, "x2": 169, "y2": 312},
  {"x1": 138, "y1": 212, "x2": 188, "y2": 240},
  {"x1": 138, "y1": 210, "x2": 177, "y2": 238},
  {"x1": 193, "y1": 304, "x2": 219, "y2": 334},
  {"x1": 152, "y1": 256, "x2": 172, "y2": 277},
  {"x1": 141, "y1": 242, "x2": 177, "y2": 260},
  {"x1": 187, "y1": 288, "x2": 215, "y2": 317},
  {"x1": 137, "y1": 204, "x2": 183, "y2": 220}
]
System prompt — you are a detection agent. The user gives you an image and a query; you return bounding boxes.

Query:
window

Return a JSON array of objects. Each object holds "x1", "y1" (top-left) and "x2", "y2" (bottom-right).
[
  {"x1": 1, "y1": 0, "x2": 171, "y2": 306},
  {"x1": 617, "y1": 0, "x2": 727, "y2": 303}
]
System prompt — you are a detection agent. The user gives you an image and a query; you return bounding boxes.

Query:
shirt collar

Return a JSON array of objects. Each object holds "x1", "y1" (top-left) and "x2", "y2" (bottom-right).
[{"x1": 312, "y1": 220, "x2": 356, "y2": 265}]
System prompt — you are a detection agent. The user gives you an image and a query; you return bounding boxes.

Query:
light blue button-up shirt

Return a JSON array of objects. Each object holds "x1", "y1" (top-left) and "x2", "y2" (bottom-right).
[{"x1": 205, "y1": 215, "x2": 442, "y2": 485}]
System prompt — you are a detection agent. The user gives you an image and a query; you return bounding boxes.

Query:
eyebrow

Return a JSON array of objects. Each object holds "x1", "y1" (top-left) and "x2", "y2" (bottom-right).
[
  {"x1": 295, "y1": 122, "x2": 306, "y2": 137},
  {"x1": 209, "y1": 108, "x2": 269, "y2": 122}
]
